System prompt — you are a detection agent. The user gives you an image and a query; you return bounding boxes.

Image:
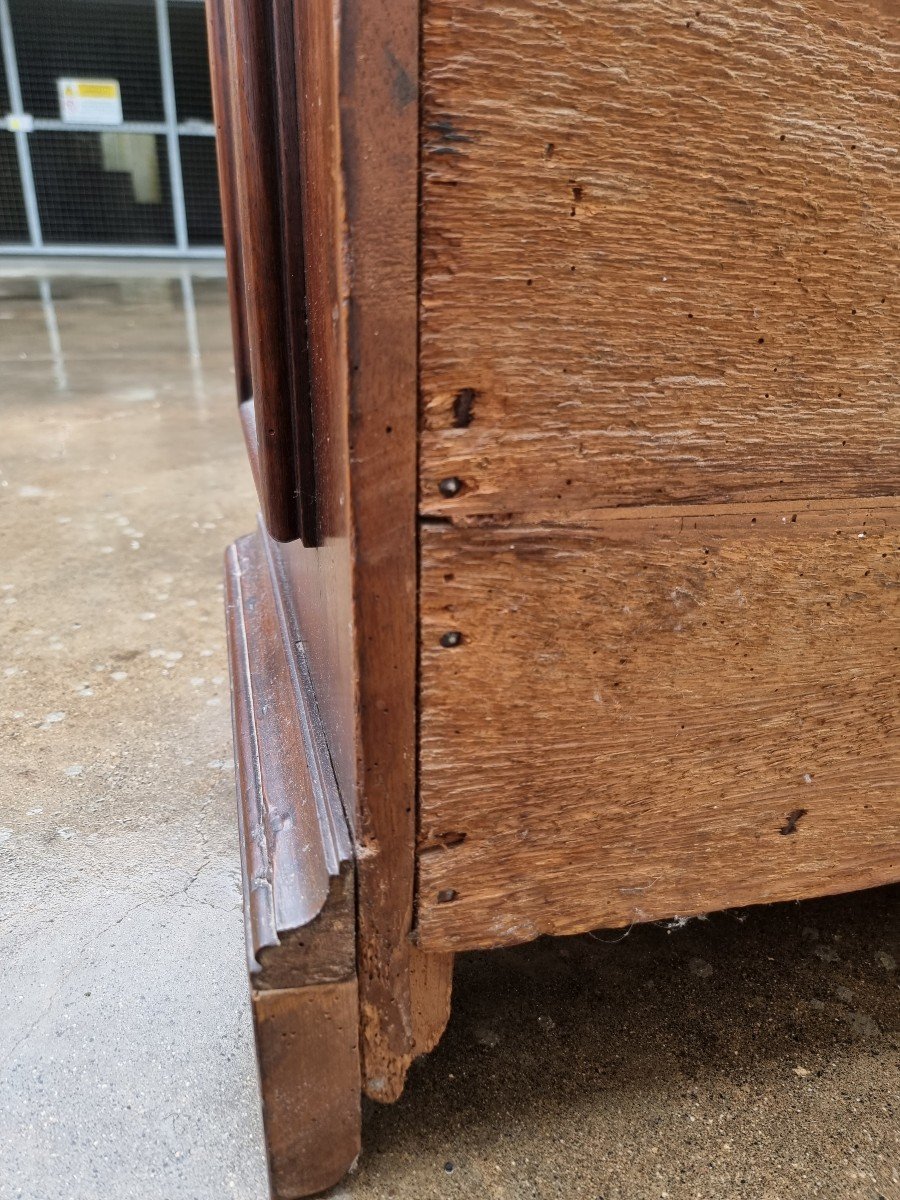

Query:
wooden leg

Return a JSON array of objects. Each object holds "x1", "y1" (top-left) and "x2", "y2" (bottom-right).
[
  {"x1": 226, "y1": 532, "x2": 361, "y2": 1198},
  {"x1": 253, "y1": 983, "x2": 360, "y2": 1199}
]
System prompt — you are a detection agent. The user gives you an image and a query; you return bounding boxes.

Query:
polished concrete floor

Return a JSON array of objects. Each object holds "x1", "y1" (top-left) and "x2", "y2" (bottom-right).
[{"x1": 0, "y1": 265, "x2": 897, "y2": 1200}]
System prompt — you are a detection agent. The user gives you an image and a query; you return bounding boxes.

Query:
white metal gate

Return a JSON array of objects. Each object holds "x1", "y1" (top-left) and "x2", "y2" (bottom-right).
[{"x1": 0, "y1": 0, "x2": 223, "y2": 257}]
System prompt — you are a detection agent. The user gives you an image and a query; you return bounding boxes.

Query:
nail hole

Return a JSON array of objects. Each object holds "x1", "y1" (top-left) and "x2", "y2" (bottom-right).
[
  {"x1": 436, "y1": 889, "x2": 458, "y2": 904},
  {"x1": 452, "y1": 388, "x2": 476, "y2": 428},
  {"x1": 780, "y1": 808, "x2": 808, "y2": 836},
  {"x1": 419, "y1": 830, "x2": 468, "y2": 854}
]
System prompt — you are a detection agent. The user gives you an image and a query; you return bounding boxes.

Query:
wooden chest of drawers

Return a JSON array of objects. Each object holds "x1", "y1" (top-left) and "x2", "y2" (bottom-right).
[{"x1": 209, "y1": 0, "x2": 899, "y2": 1194}]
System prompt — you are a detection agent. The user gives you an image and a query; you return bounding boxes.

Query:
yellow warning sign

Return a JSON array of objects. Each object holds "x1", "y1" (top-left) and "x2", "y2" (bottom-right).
[{"x1": 57, "y1": 78, "x2": 123, "y2": 125}]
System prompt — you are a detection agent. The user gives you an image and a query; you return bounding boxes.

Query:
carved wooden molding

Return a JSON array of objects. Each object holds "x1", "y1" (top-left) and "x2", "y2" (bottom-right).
[{"x1": 225, "y1": 530, "x2": 354, "y2": 991}]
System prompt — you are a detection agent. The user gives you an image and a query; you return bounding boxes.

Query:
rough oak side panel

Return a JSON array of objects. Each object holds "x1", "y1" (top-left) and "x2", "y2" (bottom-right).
[
  {"x1": 420, "y1": 0, "x2": 900, "y2": 520},
  {"x1": 417, "y1": 502, "x2": 900, "y2": 951}
]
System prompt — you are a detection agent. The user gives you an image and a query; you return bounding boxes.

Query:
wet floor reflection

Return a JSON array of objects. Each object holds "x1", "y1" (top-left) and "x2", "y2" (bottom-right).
[{"x1": 0, "y1": 265, "x2": 232, "y2": 407}]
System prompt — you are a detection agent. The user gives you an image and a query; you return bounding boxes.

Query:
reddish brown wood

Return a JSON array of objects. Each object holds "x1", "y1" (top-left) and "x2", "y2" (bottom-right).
[
  {"x1": 216, "y1": 6, "x2": 899, "y2": 1193},
  {"x1": 417, "y1": 499, "x2": 900, "y2": 951},
  {"x1": 225, "y1": 531, "x2": 361, "y2": 1197},
  {"x1": 205, "y1": 0, "x2": 251, "y2": 403},
  {"x1": 272, "y1": 0, "x2": 317, "y2": 536},
  {"x1": 253, "y1": 984, "x2": 361, "y2": 1200},
  {"x1": 340, "y1": 0, "x2": 421, "y2": 1102},
  {"x1": 226, "y1": 531, "x2": 355, "y2": 988},
  {"x1": 225, "y1": 0, "x2": 314, "y2": 544},
  {"x1": 277, "y1": 0, "x2": 428, "y2": 1102}
]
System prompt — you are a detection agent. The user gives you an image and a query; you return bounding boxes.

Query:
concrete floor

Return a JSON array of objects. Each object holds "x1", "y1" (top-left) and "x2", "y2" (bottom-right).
[{"x1": 0, "y1": 265, "x2": 897, "y2": 1200}]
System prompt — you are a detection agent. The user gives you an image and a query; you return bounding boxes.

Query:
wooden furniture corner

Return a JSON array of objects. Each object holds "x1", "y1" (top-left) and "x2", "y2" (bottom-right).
[{"x1": 211, "y1": 0, "x2": 898, "y2": 1194}]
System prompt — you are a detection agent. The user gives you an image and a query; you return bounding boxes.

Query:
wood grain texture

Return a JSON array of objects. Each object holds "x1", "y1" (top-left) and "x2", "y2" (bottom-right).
[
  {"x1": 252, "y1": 983, "x2": 361, "y2": 1199},
  {"x1": 337, "y1": 0, "x2": 422, "y2": 1101},
  {"x1": 276, "y1": 0, "x2": 440, "y2": 1101},
  {"x1": 420, "y1": 0, "x2": 900, "y2": 520},
  {"x1": 408, "y1": 947, "x2": 454, "y2": 1058},
  {"x1": 417, "y1": 501, "x2": 900, "y2": 951}
]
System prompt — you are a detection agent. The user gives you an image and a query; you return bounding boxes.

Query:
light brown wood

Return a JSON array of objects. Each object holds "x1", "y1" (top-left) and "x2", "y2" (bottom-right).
[
  {"x1": 408, "y1": 947, "x2": 454, "y2": 1058},
  {"x1": 417, "y1": 500, "x2": 900, "y2": 951},
  {"x1": 252, "y1": 983, "x2": 361, "y2": 1200},
  {"x1": 419, "y1": 0, "x2": 900, "y2": 521}
]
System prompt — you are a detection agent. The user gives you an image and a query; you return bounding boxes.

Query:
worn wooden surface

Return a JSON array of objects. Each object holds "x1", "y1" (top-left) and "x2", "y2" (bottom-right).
[
  {"x1": 253, "y1": 983, "x2": 361, "y2": 1199},
  {"x1": 225, "y1": 524, "x2": 361, "y2": 1196},
  {"x1": 420, "y1": 0, "x2": 900, "y2": 520},
  {"x1": 275, "y1": 0, "x2": 444, "y2": 1101},
  {"x1": 417, "y1": 500, "x2": 900, "y2": 951},
  {"x1": 225, "y1": 532, "x2": 354, "y2": 991},
  {"x1": 279, "y1": 0, "x2": 356, "y2": 814},
  {"x1": 408, "y1": 947, "x2": 454, "y2": 1058}
]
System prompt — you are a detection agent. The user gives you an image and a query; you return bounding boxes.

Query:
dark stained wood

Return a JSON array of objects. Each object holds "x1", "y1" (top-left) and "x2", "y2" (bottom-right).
[
  {"x1": 205, "y1": 0, "x2": 251, "y2": 402},
  {"x1": 225, "y1": 0, "x2": 314, "y2": 544},
  {"x1": 419, "y1": 0, "x2": 900, "y2": 521},
  {"x1": 279, "y1": 0, "x2": 356, "y2": 811},
  {"x1": 417, "y1": 499, "x2": 900, "y2": 951},
  {"x1": 272, "y1": 0, "x2": 317, "y2": 537},
  {"x1": 225, "y1": 531, "x2": 354, "y2": 990},
  {"x1": 276, "y1": 0, "x2": 433, "y2": 1102},
  {"x1": 253, "y1": 983, "x2": 361, "y2": 1200},
  {"x1": 225, "y1": 530, "x2": 361, "y2": 1197}
]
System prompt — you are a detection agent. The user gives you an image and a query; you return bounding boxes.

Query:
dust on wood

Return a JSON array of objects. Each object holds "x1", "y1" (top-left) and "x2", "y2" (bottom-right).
[
  {"x1": 420, "y1": 0, "x2": 899, "y2": 521},
  {"x1": 417, "y1": 502, "x2": 900, "y2": 951}
]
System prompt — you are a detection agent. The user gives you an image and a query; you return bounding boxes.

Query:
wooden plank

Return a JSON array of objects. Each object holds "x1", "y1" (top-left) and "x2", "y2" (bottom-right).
[
  {"x1": 252, "y1": 983, "x2": 361, "y2": 1200},
  {"x1": 276, "y1": 0, "x2": 448, "y2": 1101},
  {"x1": 279, "y1": 0, "x2": 356, "y2": 815},
  {"x1": 337, "y1": 0, "x2": 421, "y2": 1101},
  {"x1": 417, "y1": 501, "x2": 900, "y2": 951},
  {"x1": 419, "y1": 0, "x2": 900, "y2": 520}
]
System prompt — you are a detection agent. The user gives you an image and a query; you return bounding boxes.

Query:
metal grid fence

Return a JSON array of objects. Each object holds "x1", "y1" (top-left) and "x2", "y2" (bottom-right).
[{"x1": 0, "y1": 0, "x2": 223, "y2": 257}]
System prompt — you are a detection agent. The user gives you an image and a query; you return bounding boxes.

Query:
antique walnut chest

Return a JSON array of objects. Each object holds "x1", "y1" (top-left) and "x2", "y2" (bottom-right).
[{"x1": 208, "y1": 0, "x2": 899, "y2": 1194}]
